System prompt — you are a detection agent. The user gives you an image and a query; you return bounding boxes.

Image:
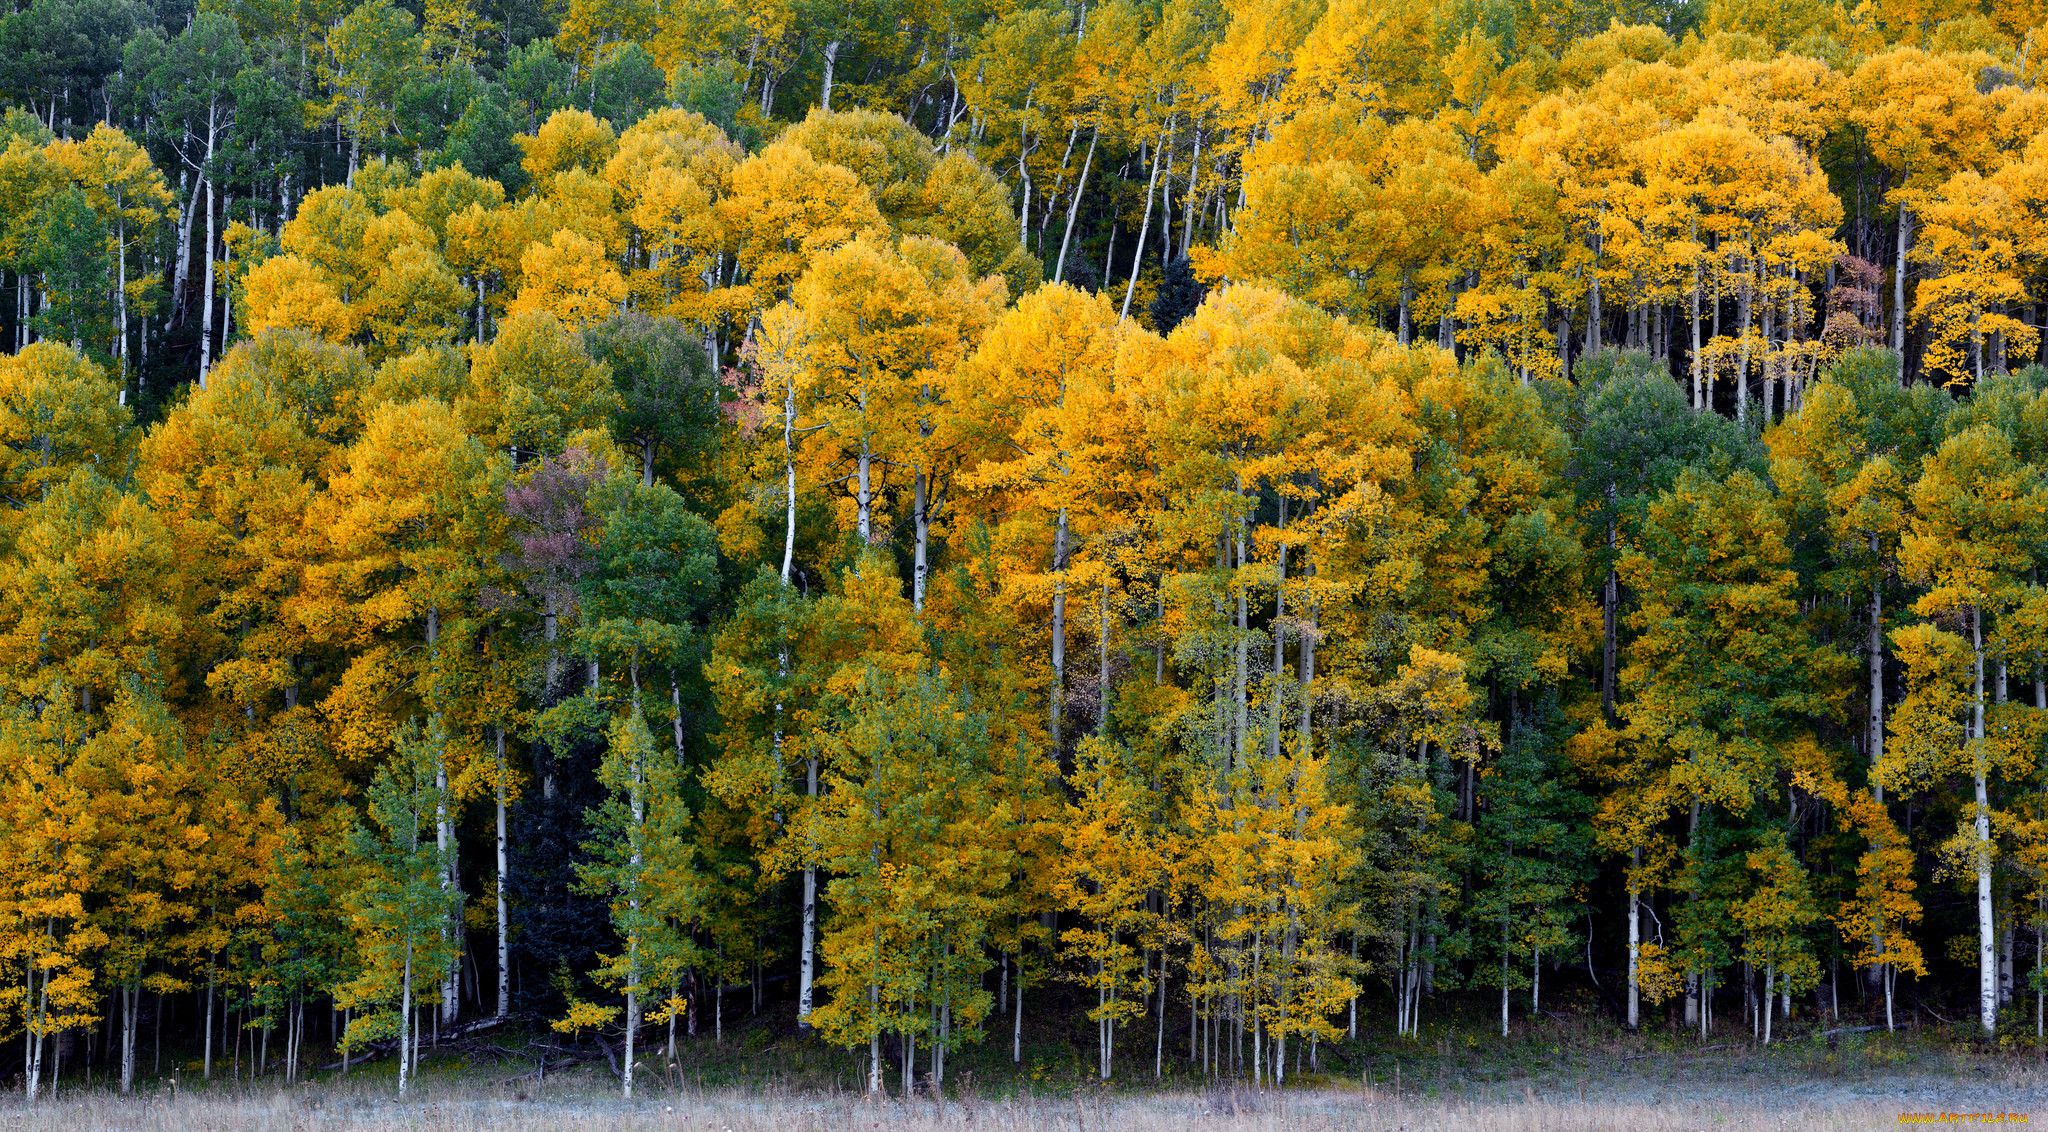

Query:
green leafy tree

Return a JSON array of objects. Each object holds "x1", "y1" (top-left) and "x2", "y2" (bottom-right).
[
  {"x1": 575, "y1": 705, "x2": 700, "y2": 1096},
  {"x1": 335, "y1": 717, "x2": 461, "y2": 1097},
  {"x1": 582, "y1": 312, "x2": 718, "y2": 487},
  {"x1": 28, "y1": 188, "x2": 114, "y2": 354}
]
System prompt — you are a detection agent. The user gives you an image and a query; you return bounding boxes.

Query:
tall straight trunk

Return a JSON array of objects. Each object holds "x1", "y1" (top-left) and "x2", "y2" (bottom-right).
[
  {"x1": 1050, "y1": 507, "x2": 1069, "y2": 753},
  {"x1": 1233, "y1": 514, "x2": 1249, "y2": 766},
  {"x1": 1500, "y1": 920, "x2": 1511, "y2": 1036},
  {"x1": 1155, "y1": 932, "x2": 1168, "y2": 1078},
  {"x1": 429, "y1": 609, "x2": 460, "y2": 1027},
  {"x1": 1587, "y1": 226, "x2": 1603, "y2": 353},
  {"x1": 25, "y1": 949, "x2": 44, "y2": 1100},
  {"x1": 114, "y1": 207, "x2": 127, "y2": 403},
  {"x1": 1346, "y1": 934, "x2": 1356, "y2": 1038},
  {"x1": 197, "y1": 176, "x2": 216, "y2": 388},
  {"x1": 203, "y1": 952, "x2": 215, "y2": 1079},
  {"x1": 1763, "y1": 963, "x2": 1774, "y2": 1044},
  {"x1": 397, "y1": 938, "x2": 414, "y2": 1096},
  {"x1": 856, "y1": 430, "x2": 874, "y2": 546},
  {"x1": 1733, "y1": 259, "x2": 1754, "y2": 424},
  {"x1": 2002, "y1": 920, "x2": 2016, "y2": 1006},
  {"x1": 1180, "y1": 122, "x2": 1204, "y2": 258},
  {"x1": 1601, "y1": 514, "x2": 1618, "y2": 720},
  {"x1": 495, "y1": 726, "x2": 510, "y2": 1019},
  {"x1": 1760, "y1": 290, "x2": 1777, "y2": 426},
  {"x1": 781, "y1": 377, "x2": 798, "y2": 583},
  {"x1": 1039, "y1": 124, "x2": 1080, "y2": 255},
  {"x1": 1973, "y1": 607, "x2": 1996, "y2": 1035},
  {"x1": 913, "y1": 465, "x2": 931, "y2": 611},
  {"x1": 1121, "y1": 118, "x2": 1175, "y2": 320},
  {"x1": 623, "y1": 713, "x2": 644, "y2": 1098},
  {"x1": 1053, "y1": 128, "x2": 1099, "y2": 284},
  {"x1": 1016, "y1": 93, "x2": 1035, "y2": 243},
  {"x1": 786, "y1": 362, "x2": 815, "y2": 1030},
  {"x1": 797, "y1": 749, "x2": 818, "y2": 1030},
  {"x1": 1867, "y1": 569, "x2": 1886, "y2": 997},
  {"x1": 820, "y1": 40, "x2": 841, "y2": 110},
  {"x1": 1627, "y1": 847, "x2": 1641, "y2": 1028},
  {"x1": 872, "y1": 974, "x2": 888, "y2": 1089},
  {"x1": 1893, "y1": 207, "x2": 1912, "y2": 355},
  {"x1": 1690, "y1": 231, "x2": 1704, "y2": 409},
  {"x1": 118, "y1": 979, "x2": 135, "y2": 1093},
  {"x1": 1299, "y1": 558, "x2": 1317, "y2": 760},
  {"x1": 1269, "y1": 494, "x2": 1287, "y2": 758},
  {"x1": 1440, "y1": 276, "x2": 1457, "y2": 349},
  {"x1": 219, "y1": 212, "x2": 233, "y2": 349},
  {"x1": 171, "y1": 164, "x2": 194, "y2": 329},
  {"x1": 1097, "y1": 576, "x2": 1111, "y2": 732}
]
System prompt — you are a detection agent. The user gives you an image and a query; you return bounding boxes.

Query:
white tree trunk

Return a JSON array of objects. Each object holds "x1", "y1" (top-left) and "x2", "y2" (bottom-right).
[
  {"x1": 820, "y1": 40, "x2": 841, "y2": 111},
  {"x1": 1893, "y1": 207, "x2": 1912, "y2": 354},
  {"x1": 495, "y1": 728, "x2": 510, "y2": 1019},
  {"x1": 1627, "y1": 849, "x2": 1641, "y2": 1028},
  {"x1": 1974, "y1": 608, "x2": 1996, "y2": 1035},
  {"x1": 399, "y1": 938, "x2": 414, "y2": 1096},
  {"x1": 197, "y1": 175, "x2": 216, "y2": 388},
  {"x1": 1121, "y1": 120, "x2": 1175, "y2": 320},
  {"x1": 1053, "y1": 129, "x2": 1098, "y2": 285},
  {"x1": 1050, "y1": 507, "x2": 1069, "y2": 751}
]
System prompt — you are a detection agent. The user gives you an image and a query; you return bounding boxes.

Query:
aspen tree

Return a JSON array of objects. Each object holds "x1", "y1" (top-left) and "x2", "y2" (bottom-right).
[
  {"x1": 336, "y1": 719, "x2": 462, "y2": 1095},
  {"x1": 1911, "y1": 170, "x2": 2039, "y2": 384},
  {"x1": 77, "y1": 680, "x2": 206, "y2": 1094},
  {"x1": 956, "y1": 283, "x2": 1126, "y2": 755},
  {"x1": 1898, "y1": 424, "x2": 2045, "y2": 1034},
  {"x1": 1769, "y1": 380, "x2": 1919, "y2": 998},
  {"x1": 806, "y1": 564, "x2": 1009, "y2": 1095},
  {"x1": 0, "y1": 688, "x2": 100, "y2": 1100},
  {"x1": 1055, "y1": 737, "x2": 1162, "y2": 1080},
  {"x1": 1472, "y1": 708, "x2": 1592, "y2": 1037},
  {"x1": 577, "y1": 706, "x2": 700, "y2": 1097},
  {"x1": 1849, "y1": 47, "x2": 1990, "y2": 357},
  {"x1": 1617, "y1": 467, "x2": 1841, "y2": 1027}
]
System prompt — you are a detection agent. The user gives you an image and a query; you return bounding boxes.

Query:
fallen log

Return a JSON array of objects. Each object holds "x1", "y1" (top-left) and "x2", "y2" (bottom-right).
[
  {"x1": 1787, "y1": 1025, "x2": 1882, "y2": 1042},
  {"x1": 591, "y1": 1032, "x2": 625, "y2": 1082},
  {"x1": 314, "y1": 1014, "x2": 514, "y2": 1072}
]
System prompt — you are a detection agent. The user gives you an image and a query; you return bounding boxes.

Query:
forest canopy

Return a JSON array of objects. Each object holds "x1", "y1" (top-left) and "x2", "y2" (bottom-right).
[{"x1": 0, "y1": 0, "x2": 2045, "y2": 1102}]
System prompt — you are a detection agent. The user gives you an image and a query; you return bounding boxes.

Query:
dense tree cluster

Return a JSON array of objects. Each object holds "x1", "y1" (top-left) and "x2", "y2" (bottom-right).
[{"x1": 1, "y1": 0, "x2": 2047, "y2": 1102}]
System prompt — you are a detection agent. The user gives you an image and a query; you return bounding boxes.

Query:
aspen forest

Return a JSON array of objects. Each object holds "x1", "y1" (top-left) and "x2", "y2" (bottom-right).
[{"x1": 3, "y1": 0, "x2": 2048, "y2": 1106}]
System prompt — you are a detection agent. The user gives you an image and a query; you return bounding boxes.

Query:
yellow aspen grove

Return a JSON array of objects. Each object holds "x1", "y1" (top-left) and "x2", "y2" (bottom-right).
[{"x1": 0, "y1": 1, "x2": 2035, "y2": 1105}]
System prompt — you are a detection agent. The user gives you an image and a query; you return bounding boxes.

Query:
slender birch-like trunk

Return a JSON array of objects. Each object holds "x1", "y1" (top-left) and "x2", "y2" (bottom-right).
[
  {"x1": 1973, "y1": 607, "x2": 1996, "y2": 1035},
  {"x1": 1050, "y1": 507, "x2": 1069, "y2": 753},
  {"x1": 398, "y1": 937, "x2": 413, "y2": 1096},
  {"x1": 1893, "y1": 207, "x2": 1912, "y2": 356},
  {"x1": 1053, "y1": 129, "x2": 1099, "y2": 284},
  {"x1": 1627, "y1": 847, "x2": 1641, "y2": 1028},
  {"x1": 495, "y1": 726, "x2": 510, "y2": 1019},
  {"x1": 820, "y1": 41, "x2": 841, "y2": 110},
  {"x1": 1121, "y1": 117, "x2": 1175, "y2": 320},
  {"x1": 1868, "y1": 565, "x2": 1887, "y2": 1002}
]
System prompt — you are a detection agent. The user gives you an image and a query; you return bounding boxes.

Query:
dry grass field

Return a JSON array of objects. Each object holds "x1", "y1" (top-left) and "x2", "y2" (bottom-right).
[
  {"x1": 0, "y1": 1044, "x2": 2033, "y2": 1131},
  {"x1": 0, "y1": 1085, "x2": 1960, "y2": 1132},
  {"x1": 0, "y1": 1009, "x2": 2037, "y2": 1129}
]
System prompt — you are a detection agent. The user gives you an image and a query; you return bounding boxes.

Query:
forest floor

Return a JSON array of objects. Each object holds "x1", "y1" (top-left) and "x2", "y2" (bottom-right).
[{"x1": 0, "y1": 1000, "x2": 2041, "y2": 1129}]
